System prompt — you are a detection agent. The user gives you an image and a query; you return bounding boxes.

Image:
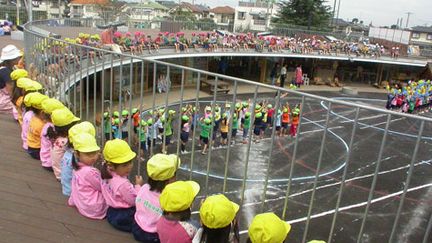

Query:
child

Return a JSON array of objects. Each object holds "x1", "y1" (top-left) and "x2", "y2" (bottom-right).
[
  {"x1": 290, "y1": 105, "x2": 300, "y2": 137},
  {"x1": 68, "y1": 133, "x2": 107, "y2": 219},
  {"x1": 253, "y1": 112, "x2": 263, "y2": 143},
  {"x1": 247, "y1": 213, "x2": 291, "y2": 243},
  {"x1": 241, "y1": 112, "x2": 251, "y2": 144},
  {"x1": 40, "y1": 98, "x2": 65, "y2": 170},
  {"x1": 103, "y1": 112, "x2": 112, "y2": 140},
  {"x1": 275, "y1": 109, "x2": 282, "y2": 136},
  {"x1": 101, "y1": 139, "x2": 143, "y2": 232},
  {"x1": 26, "y1": 93, "x2": 49, "y2": 159},
  {"x1": 200, "y1": 118, "x2": 212, "y2": 155},
  {"x1": 156, "y1": 180, "x2": 200, "y2": 243},
  {"x1": 112, "y1": 118, "x2": 120, "y2": 139},
  {"x1": 133, "y1": 154, "x2": 180, "y2": 242},
  {"x1": 121, "y1": 109, "x2": 129, "y2": 140},
  {"x1": 138, "y1": 120, "x2": 148, "y2": 161},
  {"x1": 231, "y1": 113, "x2": 239, "y2": 143},
  {"x1": 161, "y1": 110, "x2": 175, "y2": 154},
  {"x1": 219, "y1": 113, "x2": 229, "y2": 146},
  {"x1": 281, "y1": 106, "x2": 291, "y2": 136},
  {"x1": 48, "y1": 107, "x2": 80, "y2": 180},
  {"x1": 146, "y1": 118, "x2": 157, "y2": 152},
  {"x1": 180, "y1": 115, "x2": 190, "y2": 154},
  {"x1": 266, "y1": 104, "x2": 274, "y2": 128},
  {"x1": 21, "y1": 92, "x2": 38, "y2": 150},
  {"x1": 61, "y1": 121, "x2": 96, "y2": 196},
  {"x1": 196, "y1": 194, "x2": 240, "y2": 243}
]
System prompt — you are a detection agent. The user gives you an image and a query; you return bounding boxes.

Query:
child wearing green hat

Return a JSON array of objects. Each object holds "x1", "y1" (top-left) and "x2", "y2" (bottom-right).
[
  {"x1": 199, "y1": 117, "x2": 213, "y2": 155},
  {"x1": 195, "y1": 194, "x2": 240, "y2": 243},
  {"x1": 101, "y1": 139, "x2": 143, "y2": 232},
  {"x1": 138, "y1": 120, "x2": 148, "y2": 161},
  {"x1": 133, "y1": 153, "x2": 180, "y2": 242},
  {"x1": 180, "y1": 114, "x2": 191, "y2": 154},
  {"x1": 156, "y1": 180, "x2": 201, "y2": 243}
]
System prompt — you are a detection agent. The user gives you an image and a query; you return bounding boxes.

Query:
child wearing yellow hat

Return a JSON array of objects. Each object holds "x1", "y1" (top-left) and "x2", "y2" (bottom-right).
[
  {"x1": 195, "y1": 194, "x2": 240, "y2": 243},
  {"x1": 156, "y1": 180, "x2": 200, "y2": 243},
  {"x1": 26, "y1": 92, "x2": 49, "y2": 159},
  {"x1": 101, "y1": 139, "x2": 143, "y2": 232},
  {"x1": 39, "y1": 98, "x2": 65, "y2": 170},
  {"x1": 247, "y1": 212, "x2": 291, "y2": 243},
  {"x1": 21, "y1": 92, "x2": 38, "y2": 150},
  {"x1": 61, "y1": 121, "x2": 96, "y2": 196},
  {"x1": 48, "y1": 107, "x2": 80, "y2": 180},
  {"x1": 10, "y1": 70, "x2": 29, "y2": 124},
  {"x1": 132, "y1": 153, "x2": 180, "y2": 242},
  {"x1": 68, "y1": 132, "x2": 108, "y2": 220}
]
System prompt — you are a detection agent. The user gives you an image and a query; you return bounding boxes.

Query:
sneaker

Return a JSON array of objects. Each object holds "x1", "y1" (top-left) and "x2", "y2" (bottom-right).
[
  {"x1": 201, "y1": 151, "x2": 207, "y2": 155},
  {"x1": 182, "y1": 150, "x2": 189, "y2": 154}
]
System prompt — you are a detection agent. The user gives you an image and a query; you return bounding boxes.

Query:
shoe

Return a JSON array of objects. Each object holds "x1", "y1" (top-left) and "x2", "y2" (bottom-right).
[{"x1": 201, "y1": 151, "x2": 207, "y2": 155}]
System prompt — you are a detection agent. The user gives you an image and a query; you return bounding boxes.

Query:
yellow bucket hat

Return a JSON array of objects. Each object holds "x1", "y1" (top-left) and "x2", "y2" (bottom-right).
[
  {"x1": 51, "y1": 107, "x2": 80, "y2": 127},
  {"x1": 248, "y1": 213, "x2": 291, "y2": 243},
  {"x1": 68, "y1": 121, "x2": 96, "y2": 144},
  {"x1": 73, "y1": 133, "x2": 100, "y2": 153},
  {"x1": 23, "y1": 92, "x2": 38, "y2": 107},
  {"x1": 41, "y1": 98, "x2": 65, "y2": 115},
  {"x1": 28, "y1": 92, "x2": 48, "y2": 110},
  {"x1": 147, "y1": 154, "x2": 180, "y2": 181},
  {"x1": 10, "y1": 69, "x2": 28, "y2": 81},
  {"x1": 199, "y1": 194, "x2": 239, "y2": 229},
  {"x1": 24, "y1": 80, "x2": 43, "y2": 92},
  {"x1": 16, "y1": 77, "x2": 33, "y2": 89},
  {"x1": 103, "y1": 139, "x2": 136, "y2": 164},
  {"x1": 160, "y1": 180, "x2": 200, "y2": 212}
]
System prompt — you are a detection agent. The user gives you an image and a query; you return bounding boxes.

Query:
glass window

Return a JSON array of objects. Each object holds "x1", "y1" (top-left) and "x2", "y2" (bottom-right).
[
  {"x1": 427, "y1": 34, "x2": 432, "y2": 40},
  {"x1": 412, "y1": 32, "x2": 420, "y2": 39},
  {"x1": 237, "y1": 11, "x2": 246, "y2": 20}
]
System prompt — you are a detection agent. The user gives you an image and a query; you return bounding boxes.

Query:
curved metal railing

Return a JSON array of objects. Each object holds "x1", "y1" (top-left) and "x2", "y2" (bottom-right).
[{"x1": 22, "y1": 19, "x2": 432, "y2": 243}]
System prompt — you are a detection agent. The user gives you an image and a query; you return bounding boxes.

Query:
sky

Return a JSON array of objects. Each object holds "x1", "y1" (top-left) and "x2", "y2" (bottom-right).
[{"x1": 189, "y1": 0, "x2": 432, "y2": 27}]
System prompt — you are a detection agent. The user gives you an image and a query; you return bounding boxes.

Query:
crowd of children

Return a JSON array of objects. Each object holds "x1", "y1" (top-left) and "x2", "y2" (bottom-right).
[
  {"x1": 6, "y1": 59, "x2": 326, "y2": 242},
  {"x1": 385, "y1": 80, "x2": 432, "y2": 113}
]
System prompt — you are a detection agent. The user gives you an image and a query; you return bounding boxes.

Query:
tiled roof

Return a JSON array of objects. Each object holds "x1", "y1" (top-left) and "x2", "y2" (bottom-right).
[
  {"x1": 180, "y1": 2, "x2": 209, "y2": 13},
  {"x1": 70, "y1": 0, "x2": 110, "y2": 5},
  {"x1": 411, "y1": 26, "x2": 432, "y2": 34},
  {"x1": 210, "y1": 6, "x2": 235, "y2": 14}
]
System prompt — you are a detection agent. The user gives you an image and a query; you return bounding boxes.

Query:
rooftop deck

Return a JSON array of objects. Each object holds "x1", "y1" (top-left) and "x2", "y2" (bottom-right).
[{"x1": 0, "y1": 113, "x2": 135, "y2": 243}]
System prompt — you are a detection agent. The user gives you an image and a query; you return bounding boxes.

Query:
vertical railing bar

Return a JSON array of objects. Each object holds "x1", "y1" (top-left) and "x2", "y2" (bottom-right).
[
  {"x1": 356, "y1": 114, "x2": 392, "y2": 243},
  {"x1": 240, "y1": 85, "x2": 259, "y2": 206},
  {"x1": 222, "y1": 80, "x2": 238, "y2": 193},
  {"x1": 118, "y1": 57, "x2": 123, "y2": 139},
  {"x1": 85, "y1": 51, "x2": 90, "y2": 120},
  {"x1": 100, "y1": 55, "x2": 106, "y2": 145},
  {"x1": 128, "y1": 57, "x2": 134, "y2": 146},
  {"x1": 109, "y1": 53, "x2": 114, "y2": 140},
  {"x1": 260, "y1": 90, "x2": 282, "y2": 212},
  {"x1": 175, "y1": 69, "x2": 185, "y2": 156},
  {"x1": 328, "y1": 107, "x2": 360, "y2": 243},
  {"x1": 301, "y1": 101, "x2": 333, "y2": 243},
  {"x1": 204, "y1": 76, "x2": 219, "y2": 196},
  {"x1": 150, "y1": 63, "x2": 157, "y2": 156},
  {"x1": 189, "y1": 72, "x2": 201, "y2": 180},
  {"x1": 422, "y1": 211, "x2": 432, "y2": 243},
  {"x1": 388, "y1": 120, "x2": 425, "y2": 242},
  {"x1": 161, "y1": 66, "x2": 171, "y2": 154},
  {"x1": 282, "y1": 95, "x2": 306, "y2": 219},
  {"x1": 79, "y1": 45, "x2": 84, "y2": 119},
  {"x1": 137, "y1": 60, "x2": 145, "y2": 175},
  {"x1": 73, "y1": 45, "x2": 77, "y2": 115},
  {"x1": 93, "y1": 55, "x2": 97, "y2": 128}
]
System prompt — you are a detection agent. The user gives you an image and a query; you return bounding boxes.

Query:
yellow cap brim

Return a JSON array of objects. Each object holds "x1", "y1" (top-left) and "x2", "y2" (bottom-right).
[
  {"x1": 111, "y1": 151, "x2": 136, "y2": 164},
  {"x1": 284, "y1": 222, "x2": 291, "y2": 235},
  {"x1": 186, "y1": 181, "x2": 200, "y2": 198},
  {"x1": 77, "y1": 144, "x2": 100, "y2": 153},
  {"x1": 232, "y1": 201, "x2": 240, "y2": 214}
]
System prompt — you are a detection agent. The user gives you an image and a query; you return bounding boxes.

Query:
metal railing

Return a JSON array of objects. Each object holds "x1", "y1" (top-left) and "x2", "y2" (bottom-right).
[{"x1": 23, "y1": 19, "x2": 432, "y2": 242}]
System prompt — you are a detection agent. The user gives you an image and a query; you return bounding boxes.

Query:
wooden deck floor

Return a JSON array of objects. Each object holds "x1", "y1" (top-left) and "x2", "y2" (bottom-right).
[{"x1": 0, "y1": 113, "x2": 136, "y2": 243}]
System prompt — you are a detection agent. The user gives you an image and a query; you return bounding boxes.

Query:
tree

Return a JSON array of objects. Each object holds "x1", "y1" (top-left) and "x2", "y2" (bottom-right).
[{"x1": 272, "y1": 0, "x2": 332, "y2": 29}]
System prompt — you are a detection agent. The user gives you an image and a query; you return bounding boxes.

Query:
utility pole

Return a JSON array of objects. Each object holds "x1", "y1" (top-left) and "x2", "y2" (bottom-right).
[
  {"x1": 335, "y1": 0, "x2": 342, "y2": 30},
  {"x1": 331, "y1": 0, "x2": 337, "y2": 27},
  {"x1": 405, "y1": 12, "x2": 413, "y2": 28}
]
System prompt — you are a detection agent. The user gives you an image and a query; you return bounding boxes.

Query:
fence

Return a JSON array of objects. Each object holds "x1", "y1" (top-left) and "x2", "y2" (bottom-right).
[{"x1": 23, "y1": 18, "x2": 432, "y2": 242}]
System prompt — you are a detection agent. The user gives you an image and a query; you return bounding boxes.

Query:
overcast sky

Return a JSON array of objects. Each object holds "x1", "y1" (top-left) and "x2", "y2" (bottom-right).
[{"x1": 191, "y1": 0, "x2": 432, "y2": 27}]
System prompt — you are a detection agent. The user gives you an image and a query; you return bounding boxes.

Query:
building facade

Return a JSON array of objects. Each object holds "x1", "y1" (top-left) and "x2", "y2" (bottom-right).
[{"x1": 234, "y1": 0, "x2": 279, "y2": 32}]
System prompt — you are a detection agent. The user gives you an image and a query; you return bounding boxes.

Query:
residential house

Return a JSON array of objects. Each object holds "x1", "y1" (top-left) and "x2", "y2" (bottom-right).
[
  {"x1": 69, "y1": 0, "x2": 123, "y2": 20},
  {"x1": 209, "y1": 6, "x2": 235, "y2": 32},
  {"x1": 410, "y1": 26, "x2": 432, "y2": 57},
  {"x1": 234, "y1": 0, "x2": 279, "y2": 32},
  {"x1": 155, "y1": 0, "x2": 178, "y2": 9},
  {"x1": 168, "y1": 2, "x2": 210, "y2": 21},
  {"x1": 122, "y1": 1, "x2": 169, "y2": 27},
  {"x1": 30, "y1": 0, "x2": 67, "y2": 19}
]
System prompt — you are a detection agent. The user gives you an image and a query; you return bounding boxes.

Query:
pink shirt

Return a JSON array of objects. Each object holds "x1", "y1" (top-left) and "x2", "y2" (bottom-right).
[
  {"x1": 134, "y1": 184, "x2": 162, "y2": 233},
  {"x1": 68, "y1": 163, "x2": 107, "y2": 219},
  {"x1": 101, "y1": 171, "x2": 140, "y2": 208},
  {"x1": 156, "y1": 217, "x2": 194, "y2": 243},
  {"x1": 21, "y1": 110, "x2": 34, "y2": 150},
  {"x1": 51, "y1": 137, "x2": 68, "y2": 179},
  {"x1": 39, "y1": 122, "x2": 53, "y2": 168}
]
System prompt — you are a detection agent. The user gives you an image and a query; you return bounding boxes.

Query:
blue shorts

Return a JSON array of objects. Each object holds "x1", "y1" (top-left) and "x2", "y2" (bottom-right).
[
  {"x1": 200, "y1": 136, "x2": 209, "y2": 144},
  {"x1": 121, "y1": 131, "x2": 128, "y2": 139},
  {"x1": 107, "y1": 206, "x2": 136, "y2": 232},
  {"x1": 140, "y1": 141, "x2": 147, "y2": 151},
  {"x1": 180, "y1": 131, "x2": 189, "y2": 142},
  {"x1": 131, "y1": 222, "x2": 160, "y2": 243}
]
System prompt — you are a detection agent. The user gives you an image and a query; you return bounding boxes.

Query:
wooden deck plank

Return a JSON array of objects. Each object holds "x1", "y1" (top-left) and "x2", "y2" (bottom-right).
[{"x1": 0, "y1": 113, "x2": 136, "y2": 242}]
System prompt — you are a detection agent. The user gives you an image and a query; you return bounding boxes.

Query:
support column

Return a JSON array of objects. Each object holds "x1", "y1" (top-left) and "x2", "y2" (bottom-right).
[{"x1": 259, "y1": 58, "x2": 267, "y2": 83}]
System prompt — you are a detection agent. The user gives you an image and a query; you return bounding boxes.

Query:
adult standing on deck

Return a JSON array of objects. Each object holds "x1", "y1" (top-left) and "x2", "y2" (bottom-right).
[
  {"x1": 295, "y1": 64, "x2": 303, "y2": 88},
  {"x1": 0, "y1": 45, "x2": 22, "y2": 114},
  {"x1": 270, "y1": 63, "x2": 279, "y2": 86},
  {"x1": 101, "y1": 25, "x2": 122, "y2": 54},
  {"x1": 279, "y1": 63, "x2": 287, "y2": 88}
]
